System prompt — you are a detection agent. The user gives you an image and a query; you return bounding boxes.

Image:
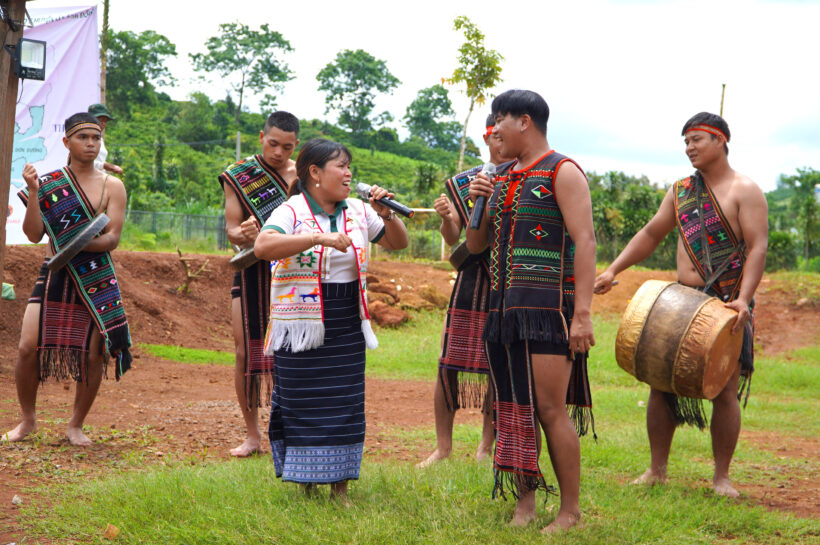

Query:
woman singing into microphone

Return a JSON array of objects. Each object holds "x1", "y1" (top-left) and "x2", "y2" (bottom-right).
[{"x1": 254, "y1": 138, "x2": 408, "y2": 502}]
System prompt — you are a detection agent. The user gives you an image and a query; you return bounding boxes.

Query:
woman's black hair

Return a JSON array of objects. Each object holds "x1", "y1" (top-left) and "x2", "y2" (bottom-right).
[{"x1": 288, "y1": 138, "x2": 352, "y2": 197}]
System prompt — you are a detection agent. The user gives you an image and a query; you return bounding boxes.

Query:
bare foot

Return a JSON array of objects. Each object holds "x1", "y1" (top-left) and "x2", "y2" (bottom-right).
[
  {"x1": 631, "y1": 469, "x2": 668, "y2": 485},
  {"x1": 300, "y1": 483, "x2": 318, "y2": 497},
  {"x1": 541, "y1": 511, "x2": 582, "y2": 534},
  {"x1": 66, "y1": 427, "x2": 93, "y2": 446},
  {"x1": 230, "y1": 438, "x2": 260, "y2": 457},
  {"x1": 475, "y1": 443, "x2": 492, "y2": 462},
  {"x1": 330, "y1": 482, "x2": 351, "y2": 507},
  {"x1": 713, "y1": 477, "x2": 739, "y2": 498},
  {"x1": 508, "y1": 505, "x2": 536, "y2": 527},
  {"x1": 330, "y1": 491, "x2": 352, "y2": 507},
  {"x1": 1, "y1": 421, "x2": 38, "y2": 442},
  {"x1": 416, "y1": 448, "x2": 450, "y2": 468}
]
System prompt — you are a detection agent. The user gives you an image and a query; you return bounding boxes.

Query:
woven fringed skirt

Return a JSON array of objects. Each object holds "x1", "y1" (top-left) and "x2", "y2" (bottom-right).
[
  {"x1": 231, "y1": 261, "x2": 274, "y2": 409},
  {"x1": 269, "y1": 280, "x2": 366, "y2": 484},
  {"x1": 438, "y1": 258, "x2": 492, "y2": 413}
]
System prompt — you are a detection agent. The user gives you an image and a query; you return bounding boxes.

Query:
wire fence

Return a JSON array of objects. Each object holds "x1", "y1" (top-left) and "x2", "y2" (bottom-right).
[
  {"x1": 126, "y1": 210, "x2": 229, "y2": 250},
  {"x1": 124, "y1": 208, "x2": 448, "y2": 260}
]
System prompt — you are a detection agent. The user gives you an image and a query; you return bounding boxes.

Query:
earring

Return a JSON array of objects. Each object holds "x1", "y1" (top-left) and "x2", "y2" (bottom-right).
[{"x1": 315, "y1": 182, "x2": 320, "y2": 187}]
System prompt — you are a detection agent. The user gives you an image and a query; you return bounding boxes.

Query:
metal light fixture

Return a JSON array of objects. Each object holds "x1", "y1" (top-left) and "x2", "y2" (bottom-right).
[{"x1": 4, "y1": 37, "x2": 47, "y2": 80}]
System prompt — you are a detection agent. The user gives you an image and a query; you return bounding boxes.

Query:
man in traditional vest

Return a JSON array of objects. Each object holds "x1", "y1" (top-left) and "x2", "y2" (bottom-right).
[
  {"x1": 417, "y1": 114, "x2": 513, "y2": 468},
  {"x1": 3, "y1": 113, "x2": 131, "y2": 446},
  {"x1": 468, "y1": 90, "x2": 597, "y2": 533},
  {"x1": 219, "y1": 111, "x2": 299, "y2": 457},
  {"x1": 594, "y1": 112, "x2": 768, "y2": 497}
]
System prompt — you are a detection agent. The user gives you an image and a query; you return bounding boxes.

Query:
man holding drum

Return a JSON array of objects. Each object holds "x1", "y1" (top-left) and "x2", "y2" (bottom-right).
[
  {"x1": 218, "y1": 111, "x2": 299, "y2": 457},
  {"x1": 3, "y1": 113, "x2": 131, "y2": 446},
  {"x1": 594, "y1": 112, "x2": 768, "y2": 497}
]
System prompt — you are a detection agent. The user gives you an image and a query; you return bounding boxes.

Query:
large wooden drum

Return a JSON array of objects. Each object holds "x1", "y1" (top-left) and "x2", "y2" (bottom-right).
[{"x1": 615, "y1": 280, "x2": 743, "y2": 399}]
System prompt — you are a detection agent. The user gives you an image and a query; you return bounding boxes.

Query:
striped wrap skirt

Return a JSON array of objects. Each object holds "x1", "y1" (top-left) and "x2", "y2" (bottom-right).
[{"x1": 268, "y1": 280, "x2": 366, "y2": 483}]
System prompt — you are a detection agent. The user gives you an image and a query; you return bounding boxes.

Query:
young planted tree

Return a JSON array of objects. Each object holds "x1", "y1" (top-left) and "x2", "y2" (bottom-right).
[
  {"x1": 190, "y1": 23, "x2": 293, "y2": 123},
  {"x1": 317, "y1": 49, "x2": 400, "y2": 138},
  {"x1": 404, "y1": 84, "x2": 462, "y2": 152},
  {"x1": 444, "y1": 16, "x2": 503, "y2": 171},
  {"x1": 106, "y1": 30, "x2": 177, "y2": 118}
]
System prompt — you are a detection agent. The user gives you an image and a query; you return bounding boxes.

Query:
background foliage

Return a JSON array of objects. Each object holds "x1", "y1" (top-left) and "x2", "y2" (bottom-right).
[{"x1": 102, "y1": 26, "x2": 817, "y2": 270}]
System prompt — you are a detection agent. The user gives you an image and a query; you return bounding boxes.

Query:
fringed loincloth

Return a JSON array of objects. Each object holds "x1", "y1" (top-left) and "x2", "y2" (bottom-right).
[
  {"x1": 485, "y1": 339, "x2": 594, "y2": 499},
  {"x1": 232, "y1": 262, "x2": 274, "y2": 408},
  {"x1": 31, "y1": 259, "x2": 102, "y2": 383},
  {"x1": 439, "y1": 252, "x2": 492, "y2": 413}
]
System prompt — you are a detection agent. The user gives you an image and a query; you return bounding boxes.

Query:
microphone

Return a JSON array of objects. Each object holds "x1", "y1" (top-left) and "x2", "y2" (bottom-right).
[
  {"x1": 355, "y1": 182, "x2": 415, "y2": 218},
  {"x1": 469, "y1": 162, "x2": 497, "y2": 230}
]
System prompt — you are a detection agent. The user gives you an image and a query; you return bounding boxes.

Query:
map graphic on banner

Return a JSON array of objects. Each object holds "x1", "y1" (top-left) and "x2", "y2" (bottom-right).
[{"x1": 6, "y1": 5, "x2": 99, "y2": 245}]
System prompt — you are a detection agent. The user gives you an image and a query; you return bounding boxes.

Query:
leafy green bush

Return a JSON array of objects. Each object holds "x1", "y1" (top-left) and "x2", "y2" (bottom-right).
[
  {"x1": 800, "y1": 256, "x2": 820, "y2": 273},
  {"x1": 766, "y1": 230, "x2": 798, "y2": 271}
]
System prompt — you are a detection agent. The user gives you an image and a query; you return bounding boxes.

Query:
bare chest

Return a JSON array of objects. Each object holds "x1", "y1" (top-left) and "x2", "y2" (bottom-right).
[{"x1": 77, "y1": 173, "x2": 109, "y2": 215}]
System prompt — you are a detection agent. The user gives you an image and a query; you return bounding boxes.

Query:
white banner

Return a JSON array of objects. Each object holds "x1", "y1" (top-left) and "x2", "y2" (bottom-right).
[{"x1": 6, "y1": 5, "x2": 99, "y2": 245}]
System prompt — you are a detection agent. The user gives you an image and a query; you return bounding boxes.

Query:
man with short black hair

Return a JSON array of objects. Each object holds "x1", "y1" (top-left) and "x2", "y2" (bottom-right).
[
  {"x1": 468, "y1": 89, "x2": 597, "y2": 533},
  {"x1": 3, "y1": 112, "x2": 131, "y2": 446},
  {"x1": 219, "y1": 110, "x2": 299, "y2": 457},
  {"x1": 595, "y1": 112, "x2": 768, "y2": 497}
]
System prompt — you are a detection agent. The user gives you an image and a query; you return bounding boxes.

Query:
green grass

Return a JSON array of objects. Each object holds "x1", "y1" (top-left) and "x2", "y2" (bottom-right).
[
  {"x1": 367, "y1": 310, "x2": 445, "y2": 380},
  {"x1": 20, "y1": 454, "x2": 818, "y2": 545},
  {"x1": 16, "y1": 312, "x2": 820, "y2": 544},
  {"x1": 138, "y1": 343, "x2": 234, "y2": 366}
]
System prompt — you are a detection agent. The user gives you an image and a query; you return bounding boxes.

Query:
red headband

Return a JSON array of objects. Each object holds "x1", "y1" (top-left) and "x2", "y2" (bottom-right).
[
  {"x1": 685, "y1": 123, "x2": 728, "y2": 142},
  {"x1": 484, "y1": 126, "x2": 494, "y2": 138}
]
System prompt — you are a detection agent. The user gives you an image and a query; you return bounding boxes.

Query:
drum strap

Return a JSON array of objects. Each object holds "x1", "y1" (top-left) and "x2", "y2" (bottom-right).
[
  {"x1": 98, "y1": 174, "x2": 108, "y2": 213},
  {"x1": 701, "y1": 241, "x2": 746, "y2": 299}
]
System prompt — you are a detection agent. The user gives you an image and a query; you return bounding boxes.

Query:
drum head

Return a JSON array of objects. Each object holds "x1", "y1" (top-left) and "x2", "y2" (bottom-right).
[
  {"x1": 615, "y1": 280, "x2": 673, "y2": 378},
  {"x1": 47, "y1": 213, "x2": 110, "y2": 272},
  {"x1": 230, "y1": 246, "x2": 260, "y2": 270},
  {"x1": 693, "y1": 300, "x2": 743, "y2": 399}
]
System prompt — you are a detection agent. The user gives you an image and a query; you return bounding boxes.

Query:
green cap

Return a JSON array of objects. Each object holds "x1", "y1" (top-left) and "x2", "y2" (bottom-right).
[{"x1": 88, "y1": 103, "x2": 115, "y2": 120}]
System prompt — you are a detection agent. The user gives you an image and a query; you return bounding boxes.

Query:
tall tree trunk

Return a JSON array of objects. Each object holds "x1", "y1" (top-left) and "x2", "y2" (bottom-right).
[
  {"x1": 100, "y1": 0, "x2": 110, "y2": 104},
  {"x1": 457, "y1": 98, "x2": 475, "y2": 172},
  {"x1": 235, "y1": 73, "x2": 245, "y2": 124}
]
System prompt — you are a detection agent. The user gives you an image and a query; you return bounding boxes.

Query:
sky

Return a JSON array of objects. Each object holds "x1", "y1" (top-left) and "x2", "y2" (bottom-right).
[{"x1": 41, "y1": 0, "x2": 820, "y2": 191}]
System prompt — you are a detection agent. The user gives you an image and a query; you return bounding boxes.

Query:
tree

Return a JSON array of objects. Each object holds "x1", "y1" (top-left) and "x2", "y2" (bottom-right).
[
  {"x1": 404, "y1": 84, "x2": 463, "y2": 151},
  {"x1": 190, "y1": 22, "x2": 293, "y2": 123},
  {"x1": 175, "y1": 92, "x2": 220, "y2": 146},
  {"x1": 780, "y1": 167, "x2": 820, "y2": 262},
  {"x1": 444, "y1": 16, "x2": 503, "y2": 171},
  {"x1": 317, "y1": 49, "x2": 400, "y2": 137},
  {"x1": 106, "y1": 30, "x2": 177, "y2": 118}
]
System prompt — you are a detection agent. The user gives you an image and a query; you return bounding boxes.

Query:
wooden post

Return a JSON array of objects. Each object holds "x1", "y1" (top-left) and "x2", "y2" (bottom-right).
[
  {"x1": 235, "y1": 131, "x2": 241, "y2": 162},
  {"x1": 99, "y1": 0, "x2": 109, "y2": 104},
  {"x1": 0, "y1": 0, "x2": 29, "y2": 290},
  {"x1": 720, "y1": 83, "x2": 726, "y2": 117}
]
